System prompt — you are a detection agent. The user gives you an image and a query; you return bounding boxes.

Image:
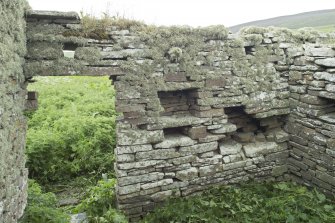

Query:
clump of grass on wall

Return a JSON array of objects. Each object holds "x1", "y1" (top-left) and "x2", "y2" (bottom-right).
[{"x1": 26, "y1": 76, "x2": 117, "y2": 184}]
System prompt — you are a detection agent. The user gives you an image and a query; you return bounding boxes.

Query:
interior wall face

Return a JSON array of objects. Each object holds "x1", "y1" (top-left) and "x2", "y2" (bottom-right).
[{"x1": 0, "y1": 1, "x2": 28, "y2": 222}]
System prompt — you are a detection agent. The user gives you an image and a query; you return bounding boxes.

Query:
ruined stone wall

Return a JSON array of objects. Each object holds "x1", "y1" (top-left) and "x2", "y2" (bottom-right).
[
  {"x1": 23, "y1": 11, "x2": 335, "y2": 221},
  {"x1": 114, "y1": 27, "x2": 301, "y2": 220},
  {"x1": 285, "y1": 38, "x2": 335, "y2": 195},
  {"x1": 0, "y1": 1, "x2": 28, "y2": 222}
]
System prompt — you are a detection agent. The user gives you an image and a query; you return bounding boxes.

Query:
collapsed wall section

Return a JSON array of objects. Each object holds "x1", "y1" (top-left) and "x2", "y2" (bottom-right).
[{"x1": 0, "y1": 0, "x2": 28, "y2": 222}]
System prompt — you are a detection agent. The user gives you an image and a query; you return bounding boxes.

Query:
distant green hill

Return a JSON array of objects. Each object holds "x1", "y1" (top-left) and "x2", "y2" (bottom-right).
[{"x1": 229, "y1": 9, "x2": 335, "y2": 33}]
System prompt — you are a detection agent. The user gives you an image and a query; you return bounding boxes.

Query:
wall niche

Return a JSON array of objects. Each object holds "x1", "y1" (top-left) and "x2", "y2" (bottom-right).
[{"x1": 158, "y1": 89, "x2": 197, "y2": 116}]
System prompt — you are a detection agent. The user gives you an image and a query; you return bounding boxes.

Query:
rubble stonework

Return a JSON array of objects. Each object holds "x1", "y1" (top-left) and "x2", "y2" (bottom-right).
[
  {"x1": 1, "y1": 8, "x2": 335, "y2": 222},
  {"x1": 0, "y1": 1, "x2": 29, "y2": 222}
]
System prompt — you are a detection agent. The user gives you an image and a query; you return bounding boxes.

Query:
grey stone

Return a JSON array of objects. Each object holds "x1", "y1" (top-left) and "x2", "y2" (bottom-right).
[
  {"x1": 147, "y1": 116, "x2": 210, "y2": 130},
  {"x1": 117, "y1": 130, "x2": 164, "y2": 146},
  {"x1": 219, "y1": 140, "x2": 242, "y2": 155},
  {"x1": 136, "y1": 149, "x2": 180, "y2": 160},
  {"x1": 315, "y1": 58, "x2": 335, "y2": 67},
  {"x1": 116, "y1": 145, "x2": 152, "y2": 154},
  {"x1": 141, "y1": 179, "x2": 173, "y2": 190},
  {"x1": 176, "y1": 167, "x2": 198, "y2": 181},
  {"x1": 313, "y1": 72, "x2": 335, "y2": 82},
  {"x1": 209, "y1": 123, "x2": 237, "y2": 134},
  {"x1": 305, "y1": 47, "x2": 335, "y2": 57},
  {"x1": 117, "y1": 160, "x2": 165, "y2": 170},
  {"x1": 199, "y1": 164, "x2": 222, "y2": 177},
  {"x1": 319, "y1": 113, "x2": 335, "y2": 124},
  {"x1": 118, "y1": 172, "x2": 164, "y2": 186},
  {"x1": 118, "y1": 184, "x2": 141, "y2": 195},
  {"x1": 243, "y1": 142, "x2": 281, "y2": 158},
  {"x1": 154, "y1": 134, "x2": 196, "y2": 149},
  {"x1": 70, "y1": 213, "x2": 88, "y2": 223},
  {"x1": 179, "y1": 141, "x2": 218, "y2": 155}
]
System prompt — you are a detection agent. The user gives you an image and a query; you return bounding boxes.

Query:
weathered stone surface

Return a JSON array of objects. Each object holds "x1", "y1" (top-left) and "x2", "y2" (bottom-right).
[
  {"x1": 185, "y1": 126, "x2": 208, "y2": 139},
  {"x1": 319, "y1": 113, "x2": 335, "y2": 124},
  {"x1": 219, "y1": 140, "x2": 242, "y2": 155},
  {"x1": 154, "y1": 134, "x2": 196, "y2": 149},
  {"x1": 136, "y1": 149, "x2": 180, "y2": 160},
  {"x1": 117, "y1": 160, "x2": 164, "y2": 170},
  {"x1": 179, "y1": 142, "x2": 218, "y2": 155},
  {"x1": 118, "y1": 184, "x2": 141, "y2": 195},
  {"x1": 147, "y1": 116, "x2": 210, "y2": 130},
  {"x1": 118, "y1": 172, "x2": 164, "y2": 186},
  {"x1": 117, "y1": 130, "x2": 164, "y2": 146},
  {"x1": 141, "y1": 179, "x2": 173, "y2": 190},
  {"x1": 116, "y1": 144, "x2": 152, "y2": 155},
  {"x1": 176, "y1": 167, "x2": 198, "y2": 181},
  {"x1": 210, "y1": 123, "x2": 237, "y2": 134},
  {"x1": 313, "y1": 72, "x2": 335, "y2": 82},
  {"x1": 20, "y1": 14, "x2": 335, "y2": 221},
  {"x1": 199, "y1": 164, "x2": 222, "y2": 177},
  {"x1": 315, "y1": 58, "x2": 335, "y2": 67},
  {"x1": 305, "y1": 47, "x2": 335, "y2": 57},
  {"x1": 243, "y1": 142, "x2": 280, "y2": 158}
]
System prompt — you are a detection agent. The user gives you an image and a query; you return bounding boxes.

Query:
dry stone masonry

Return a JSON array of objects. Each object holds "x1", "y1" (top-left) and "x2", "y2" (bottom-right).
[
  {"x1": 0, "y1": 1, "x2": 29, "y2": 222},
  {"x1": 1, "y1": 7, "x2": 335, "y2": 222}
]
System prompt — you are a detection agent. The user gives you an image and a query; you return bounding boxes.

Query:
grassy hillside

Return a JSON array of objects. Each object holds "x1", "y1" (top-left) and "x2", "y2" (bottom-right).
[{"x1": 229, "y1": 9, "x2": 335, "y2": 33}]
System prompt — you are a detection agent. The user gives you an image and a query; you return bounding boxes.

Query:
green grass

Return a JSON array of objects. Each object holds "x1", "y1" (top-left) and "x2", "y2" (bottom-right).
[
  {"x1": 142, "y1": 182, "x2": 335, "y2": 223},
  {"x1": 230, "y1": 9, "x2": 335, "y2": 33},
  {"x1": 313, "y1": 25, "x2": 335, "y2": 33},
  {"x1": 26, "y1": 76, "x2": 117, "y2": 184}
]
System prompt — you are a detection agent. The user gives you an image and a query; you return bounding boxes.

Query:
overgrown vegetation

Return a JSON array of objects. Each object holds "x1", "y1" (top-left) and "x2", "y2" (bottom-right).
[
  {"x1": 26, "y1": 76, "x2": 117, "y2": 184},
  {"x1": 63, "y1": 12, "x2": 144, "y2": 40},
  {"x1": 142, "y1": 182, "x2": 335, "y2": 223},
  {"x1": 74, "y1": 178, "x2": 127, "y2": 223},
  {"x1": 19, "y1": 180, "x2": 70, "y2": 223}
]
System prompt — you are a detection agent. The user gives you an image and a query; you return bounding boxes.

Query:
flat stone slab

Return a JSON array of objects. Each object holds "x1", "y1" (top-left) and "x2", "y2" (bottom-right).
[
  {"x1": 219, "y1": 140, "x2": 242, "y2": 155},
  {"x1": 319, "y1": 112, "x2": 335, "y2": 124},
  {"x1": 209, "y1": 123, "x2": 237, "y2": 134},
  {"x1": 243, "y1": 142, "x2": 280, "y2": 158},
  {"x1": 26, "y1": 10, "x2": 80, "y2": 20},
  {"x1": 147, "y1": 115, "x2": 210, "y2": 130},
  {"x1": 154, "y1": 134, "x2": 196, "y2": 149},
  {"x1": 315, "y1": 58, "x2": 335, "y2": 67}
]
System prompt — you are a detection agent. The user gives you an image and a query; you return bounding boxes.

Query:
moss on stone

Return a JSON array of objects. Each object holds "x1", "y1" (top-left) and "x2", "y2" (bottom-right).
[
  {"x1": 27, "y1": 41, "x2": 63, "y2": 60},
  {"x1": 74, "y1": 47, "x2": 101, "y2": 63}
]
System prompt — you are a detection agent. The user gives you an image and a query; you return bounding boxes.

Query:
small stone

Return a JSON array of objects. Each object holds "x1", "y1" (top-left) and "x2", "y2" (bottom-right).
[
  {"x1": 176, "y1": 167, "x2": 198, "y2": 181},
  {"x1": 70, "y1": 213, "x2": 88, "y2": 223},
  {"x1": 210, "y1": 123, "x2": 237, "y2": 134},
  {"x1": 179, "y1": 141, "x2": 218, "y2": 155}
]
